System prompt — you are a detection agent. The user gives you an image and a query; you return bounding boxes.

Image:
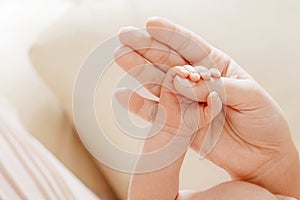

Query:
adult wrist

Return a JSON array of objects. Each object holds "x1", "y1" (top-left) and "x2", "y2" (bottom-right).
[{"x1": 244, "y1": 145, "x2": 300, "y2": 199}]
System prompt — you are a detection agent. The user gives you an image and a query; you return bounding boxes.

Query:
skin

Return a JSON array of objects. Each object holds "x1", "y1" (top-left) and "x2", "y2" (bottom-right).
[
  {"x1": 178, "y1": 181, "x2": 290, "y2": 200},
  {"x1": 115, "y1": 67, "x2": 295, "y2": 200},
  {"x1": 114, "y1": 17, "x2": 300, "y2": 199},
  {"x1": 115, "y1": 66, "x2": 223, "y2": 199}
]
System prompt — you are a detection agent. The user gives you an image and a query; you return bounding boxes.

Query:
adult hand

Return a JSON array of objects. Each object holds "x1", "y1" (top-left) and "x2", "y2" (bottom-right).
[{"x1": 114, "y1": 17, "x2": 300, "y2": 198}]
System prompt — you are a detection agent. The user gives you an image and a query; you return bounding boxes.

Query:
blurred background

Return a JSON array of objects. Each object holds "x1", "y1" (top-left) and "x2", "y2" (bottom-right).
[{"x1": 1, "y1": 0, "x2": 300, "y2": 199}]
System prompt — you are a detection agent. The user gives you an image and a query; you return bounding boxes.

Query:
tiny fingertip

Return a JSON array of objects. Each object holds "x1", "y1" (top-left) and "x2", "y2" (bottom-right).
[
  {"x1": 211, "y1": 73, "x2": 221, "y2": 78},
  {"x1": 176, "y1": 66, "x2": 190, "y2": 77},
  {"x1": 182, "y1": 71, "x2": 190, "y2": 77},
  {"x1": 210, "y1": 68, "x2": 221, "y2": 78},
  {"x1": 174, "y1": 75, "x2": 196, "y2": 87},
  {"x1": 190, "y1": 72, "x2": 200, "y2": 82}
]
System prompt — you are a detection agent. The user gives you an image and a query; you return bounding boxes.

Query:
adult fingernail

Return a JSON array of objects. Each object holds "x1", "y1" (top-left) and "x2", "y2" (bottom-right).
[
  {"x1": 175, "y1": 76, "x2": 196, "y2": 87},
  {"x1": 114, "y1": 88, "x2": 130, "y2": 106},
  {"x1": 211, "y1": 91, "x2": 219, "y2": 100},
  {"x1": 119, "y1": 26, "x2": 136, "y2": 33}
]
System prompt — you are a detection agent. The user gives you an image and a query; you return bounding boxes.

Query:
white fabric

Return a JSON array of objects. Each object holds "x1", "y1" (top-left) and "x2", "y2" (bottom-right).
[
  {"x1": 0, "y1": 1, "x2": 116, "y2": 198},
  {"x1": 0, "y1": 99, "x2": 99, "y2": 200}
]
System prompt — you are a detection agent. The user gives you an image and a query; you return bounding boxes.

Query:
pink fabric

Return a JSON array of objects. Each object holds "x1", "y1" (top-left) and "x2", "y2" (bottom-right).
[{"x1": 0, "y1": 100, "x2": 99, "y2": 200}]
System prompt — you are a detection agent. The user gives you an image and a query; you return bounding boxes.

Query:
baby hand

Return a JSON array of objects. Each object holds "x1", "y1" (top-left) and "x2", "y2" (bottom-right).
[
  {"x1": 153, "y1": 65, "x2": 222, "y2": 137},
  {"x1": 115, "y1": 65, "x2": 222, "y2": 138},
  {"x1": 174, "y1": 65, "x2": 221, "y2": 82}
]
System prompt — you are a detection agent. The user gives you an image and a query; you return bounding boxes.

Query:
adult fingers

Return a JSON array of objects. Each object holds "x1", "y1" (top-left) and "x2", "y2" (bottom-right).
[
  {"x1": 115, "y1": 88, "x2": 158, "y2": 122},
  {"x1": 146, "y1": 17, "x2": 211, "y2": 64},
  {"x1": 114, "y1": 45, "x2": 165, "y2": 97},
  {"x1": 119, "y1": 26, "x2": 187, "y2": 72}
]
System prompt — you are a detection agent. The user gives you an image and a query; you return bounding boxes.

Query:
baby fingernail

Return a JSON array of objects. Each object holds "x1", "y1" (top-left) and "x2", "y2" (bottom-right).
[
  {"x1": 210, "y1": 68, "x2": 221, "y2": 76},
  {"x1": 178, "y1": 66, "x2": 189, "y2": 75},
  {"x1": 191, "y1": 72, "x2": 200, "y2": 80},
  {"x1": 182, "y1": 69, "x2": 190, "y2": 75}
]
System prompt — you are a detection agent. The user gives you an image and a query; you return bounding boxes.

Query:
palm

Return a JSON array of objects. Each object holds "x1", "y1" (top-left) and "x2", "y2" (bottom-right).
[
  {"x1": 191, "y1": 50, "x2": 291, "y2": 178},
  {"x1": 115, "y1": 16, "x2": 299, "y2": 198}
]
